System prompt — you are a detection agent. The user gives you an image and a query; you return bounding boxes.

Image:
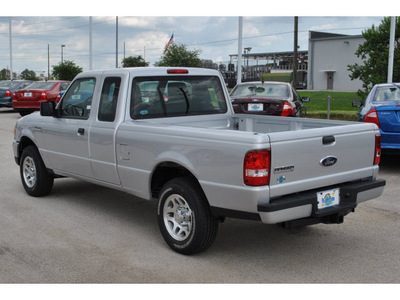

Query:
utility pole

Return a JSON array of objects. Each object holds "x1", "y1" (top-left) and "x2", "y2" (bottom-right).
[
  {"x1": 48, "y1": 44, "x2": 50, "y2": 80},
  {"x1": 237, "y1": 16, "x2": 243, "y2": 85},
  {"x1": 388, "y1": 16, "x2": 396, "y2": 83},
  {"x1": 293, "y1": 16, "x2": 298, "y2": 88},
  {"x1": 116, "y1": 16, "x2": 119, "y2": 68},
  {"x1": 9, "y1": 17, "x2": 13, "y2": 80},
  {"x1": 89, "y1": 17, "x2": 93, "y2": 70},
  {"x1": 61, "y1": 44, "x2": 65, "y2": 63}
]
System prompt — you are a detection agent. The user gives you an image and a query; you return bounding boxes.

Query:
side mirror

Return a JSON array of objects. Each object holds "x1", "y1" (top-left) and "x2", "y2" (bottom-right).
[
  {"x1": 40, "y1": 101, "x2": 56, "y2": 117},
  {"x1": 352, "y1": 100, "x2": 363, "y2": 108},
  {"x1": 301, "y1": 97, "x2": 310, "y2": 103}
]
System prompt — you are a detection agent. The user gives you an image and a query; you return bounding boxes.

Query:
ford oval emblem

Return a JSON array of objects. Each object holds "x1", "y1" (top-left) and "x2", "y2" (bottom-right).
[{"x1": 320, "y1": 156, "x2": 338, "y2": 167}]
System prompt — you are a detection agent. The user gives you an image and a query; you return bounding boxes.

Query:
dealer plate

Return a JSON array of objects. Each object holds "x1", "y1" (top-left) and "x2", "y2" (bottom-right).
[
  {"x1": 248, "y1": 103, "x2": 263, "y2": 112},
  {"x1": 317, "y1": 188, "x2": 340, "y2": 209}
]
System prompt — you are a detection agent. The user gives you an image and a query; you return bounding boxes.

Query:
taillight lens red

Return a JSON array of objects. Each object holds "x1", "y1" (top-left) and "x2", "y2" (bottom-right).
[
  {"x1": 363, "y1": 109, "x2": 380, "y2": 128},
  {"x1": 5, "y1": 90, "x2": 12, "y2": 97},
  {"x1": 244, "y1": 149, "x2": 271, "y2": 186},
  {"x1": 40, "y1": 92, "x2": 49, "y2": 100},
  {"x1": 281, "y1": 102, "x2": 295, "y2": 117},
  {"x1": 374, "y1": 134, "x2": 381, "y2": 165}
]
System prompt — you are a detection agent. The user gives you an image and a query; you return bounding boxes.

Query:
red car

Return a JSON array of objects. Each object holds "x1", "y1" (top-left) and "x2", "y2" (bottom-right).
[
  {"x1": 230, "y1": 81, "x2": 309, "y2": 117},
  {"x1": 13, "y1": 80, "x2": 70, "y2": 116}
]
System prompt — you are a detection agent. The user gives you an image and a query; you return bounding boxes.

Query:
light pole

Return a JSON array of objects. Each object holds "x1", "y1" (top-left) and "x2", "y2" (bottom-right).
[{"x1": 61, "y1": 44, "x2": 65, "y2": 64}]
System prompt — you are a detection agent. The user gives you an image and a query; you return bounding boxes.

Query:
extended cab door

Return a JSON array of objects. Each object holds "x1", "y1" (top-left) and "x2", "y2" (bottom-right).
[
  {"x1": 88, "y1": 72, "x2": 128, "y2": 185},
  {"x1": 39, "y1": 77, "x2": 97, "y2": 178}
]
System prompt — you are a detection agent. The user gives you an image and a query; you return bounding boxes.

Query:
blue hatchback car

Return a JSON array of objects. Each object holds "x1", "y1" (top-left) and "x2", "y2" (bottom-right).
[{"x1": 354, "y1": 83, "x2": 400, "y2": 151}]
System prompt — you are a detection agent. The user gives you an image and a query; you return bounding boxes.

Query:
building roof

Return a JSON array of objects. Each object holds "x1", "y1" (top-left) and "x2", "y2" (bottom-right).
[{"x1": 309, "y1": 31, "x2": 363, "y2": 41}]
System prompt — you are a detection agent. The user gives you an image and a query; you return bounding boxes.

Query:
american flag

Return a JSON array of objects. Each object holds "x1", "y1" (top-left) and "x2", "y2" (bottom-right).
[{"x1": 164, "y1": 34, "x2": 174, "y2": 54}]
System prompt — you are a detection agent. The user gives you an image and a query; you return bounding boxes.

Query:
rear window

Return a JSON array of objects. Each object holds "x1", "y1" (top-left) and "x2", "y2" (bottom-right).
[
  {"x1": 25, "y1": 82, "x2": 55, "y2": 90},
  {"x1": 0, "y1": 81, "x2": 12, "y2": 88},
  {"x1": 373, "y1": 86, "x2": 400, "y2": 102},
  {"x1": 231, "y1": 83, "x2": 290, "y2": 98},
  {"x1": 131, "y1": 76, "x2": 227, "y2": 119}
]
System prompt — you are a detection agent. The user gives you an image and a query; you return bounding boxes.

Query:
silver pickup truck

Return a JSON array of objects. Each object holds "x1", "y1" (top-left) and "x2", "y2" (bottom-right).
[{"x1": 13, "y1": 67, "x2": 385, "y2": 254}]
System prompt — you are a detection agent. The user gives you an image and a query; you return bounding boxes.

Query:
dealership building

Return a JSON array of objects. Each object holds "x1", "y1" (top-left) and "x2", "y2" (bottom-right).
[{"x1": 307, "y1": 31, "x2": 365, "y2": 91}]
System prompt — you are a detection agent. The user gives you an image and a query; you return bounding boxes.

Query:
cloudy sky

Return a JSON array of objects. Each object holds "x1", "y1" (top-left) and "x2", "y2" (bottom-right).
[{"x1": 0, "y1": 1, "x2": 394, "y2": 77}]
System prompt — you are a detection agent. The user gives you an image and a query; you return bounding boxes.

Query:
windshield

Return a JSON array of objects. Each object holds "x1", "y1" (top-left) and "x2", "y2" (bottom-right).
[
  {"x1": 131, "y1": 76, "x2": 227, "y2": 119},
  {"x1": 373, "y1": 86, "x2": 400, "y2": 102},
  {"x1": 231, "y1": 83, "x2": 290, "y2": 98}
]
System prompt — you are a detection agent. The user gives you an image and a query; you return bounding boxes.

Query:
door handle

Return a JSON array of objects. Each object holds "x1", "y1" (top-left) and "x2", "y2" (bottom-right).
[{"x1": 77, "y1": 128, "x2": 85, "y2": 135}]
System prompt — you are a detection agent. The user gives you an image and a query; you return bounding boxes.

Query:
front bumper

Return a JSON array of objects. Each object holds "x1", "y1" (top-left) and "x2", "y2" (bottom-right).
[{"x1": 258, "y1": 178, "x2": 386, "y2": 224}]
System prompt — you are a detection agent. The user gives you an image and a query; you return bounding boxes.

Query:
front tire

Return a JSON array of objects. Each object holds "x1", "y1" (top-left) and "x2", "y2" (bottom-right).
[
  {"x1": 20, "y1": 146, "x2": 54, "y2": 197},
  {"x1": 157, "y1": 177, "x2": 218, "y2": 255}
]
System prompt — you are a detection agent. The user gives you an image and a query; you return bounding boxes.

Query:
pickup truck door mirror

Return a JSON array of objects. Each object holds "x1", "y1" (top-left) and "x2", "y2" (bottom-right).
[{"x1": 40, "y1": 101, "x2": 56, "y2": 117}]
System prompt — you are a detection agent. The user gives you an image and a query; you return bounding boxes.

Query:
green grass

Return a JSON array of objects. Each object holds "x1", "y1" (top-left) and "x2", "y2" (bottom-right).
[
  {"x1": 260, "y1": 73, "x2": 291, "y2": 83},
  {"x1": 298, "y1": 91, "x2": 361, "y2": 121}
]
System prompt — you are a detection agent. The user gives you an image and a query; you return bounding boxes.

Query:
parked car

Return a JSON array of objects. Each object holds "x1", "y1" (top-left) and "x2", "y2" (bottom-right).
[
  {"x1": 353, "y1": 82, "x2": 400, "y2": 151},
  {"x1": 12, "y1": 80, "x2": 70, "y2": 116},
  {"x1": 230, "y1": 81, "x2": 310, "y2": 117},
  {"x1": 0, "y1": 80, "x2": 32, "y2": 108}
]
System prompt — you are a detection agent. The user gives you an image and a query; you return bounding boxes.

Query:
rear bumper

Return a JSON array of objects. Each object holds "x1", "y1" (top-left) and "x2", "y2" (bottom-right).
[
  {"x1": 257, "y1": 178, "x2": 386, "y2": 224},
  {"x1": 0, "y1": 97, "x2": 13, "y2": 107},
  {"x1": 381, "y1": 130, "x2": 400, "y2": 149},
  {"x1": 12, "y1": 99, "x2": 41, "y2": 110}
]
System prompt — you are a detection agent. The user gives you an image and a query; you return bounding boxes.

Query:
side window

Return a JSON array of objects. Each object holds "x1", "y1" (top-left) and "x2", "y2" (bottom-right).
[
  {"x1": 60, "y1": 83, "x2": 69, "y2": 91},
  {"x1": 292, "y1": 88, "x2": 301, "y2": 102},
  {"x1": 98, "y1": 77, "x2": 121, "y2": 122},
  {"x1": 60, "y1": 78, "x2": 96, "y2": 119}
]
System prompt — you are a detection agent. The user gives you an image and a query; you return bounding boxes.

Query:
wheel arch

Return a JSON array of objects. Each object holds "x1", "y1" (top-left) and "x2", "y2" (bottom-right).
[
  {"x1": 150, "y1": 161, "x2": 205, "y2": 201},
  {"x1": 16, "y1": 136, "x2": 37, "y2": 164}
]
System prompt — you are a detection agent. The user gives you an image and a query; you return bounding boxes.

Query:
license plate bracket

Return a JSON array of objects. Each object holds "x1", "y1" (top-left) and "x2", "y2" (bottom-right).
[{"x1": 317, "y1": 188, "x2": 340, "y2": 209}]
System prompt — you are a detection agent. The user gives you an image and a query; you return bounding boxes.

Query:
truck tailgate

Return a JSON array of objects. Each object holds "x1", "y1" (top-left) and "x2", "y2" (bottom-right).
[{"x1": 268, "y1": 124, "x2": 379, "y2": 198}]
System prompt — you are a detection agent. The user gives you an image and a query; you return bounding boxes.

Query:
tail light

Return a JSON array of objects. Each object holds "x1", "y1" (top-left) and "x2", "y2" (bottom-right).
[
  {"x1": 4, "y1": 90, "x2": 12, "y2": 97},
  {"x1": 244, "y1": 149, "x2": 271, "y2": 186},
  {"x1": 281, "y1": 102, "x2": 295, "y2": 117},
  {"x1": 167, "y1": 69, "x2": 189, "y2": 74},
  {"x1": 363, "y1": 109, "x2": 380, "y2": 128},
  {"x1": 56, "y1": 93, "x2": 61, "y2": 103},
  {"x1": 374, "y1": 134, "x2": 381, "y2": 165},
  {"x1": 40, "y1": 92, "x2": 49, "y2": 100}
]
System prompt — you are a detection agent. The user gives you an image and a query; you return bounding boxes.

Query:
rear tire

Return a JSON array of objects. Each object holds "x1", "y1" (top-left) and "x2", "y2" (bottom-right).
[
  {"x1": 157, "y1": 177, "x2": 218, "y2": 255},
  {"x1": 20, "y1": 146, "x2": 54, "y2": 197}
]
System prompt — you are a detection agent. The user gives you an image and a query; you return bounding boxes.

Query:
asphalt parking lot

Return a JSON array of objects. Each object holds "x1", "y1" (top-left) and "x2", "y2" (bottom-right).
[{"x1": 1, "y1": 107, "x2": 400, "y2": 284}]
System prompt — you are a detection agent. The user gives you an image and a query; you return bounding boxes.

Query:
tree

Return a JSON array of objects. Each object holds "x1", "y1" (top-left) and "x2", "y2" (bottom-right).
[
  {"x1": 0, "y1": 68, "x2": 10, "y2": 80},
  {"x1": 348, "y1": 17, "x2": 400, "y2": 98},
  {"x1": 122, "y1": 55, "x2": 149, "y2": 67},
  {"x1": 0, "y1": 68, "x2": 16, "y2": 80},
  {"x1": 52, "y1": 60, "x2": 83, "y2": 81},
  {"x1": 154, "y1": 44, "x2": 202, "y2": 67},
  {"x1": 20, "y1": 69, "x2": 38, "y2": 81}
]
